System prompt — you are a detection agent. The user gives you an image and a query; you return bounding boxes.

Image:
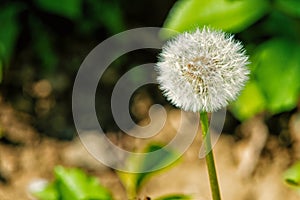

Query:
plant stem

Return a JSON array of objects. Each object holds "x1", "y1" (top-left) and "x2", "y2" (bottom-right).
[{"x1": 200, "y1": 111, "x2": 221, "y2": 200}]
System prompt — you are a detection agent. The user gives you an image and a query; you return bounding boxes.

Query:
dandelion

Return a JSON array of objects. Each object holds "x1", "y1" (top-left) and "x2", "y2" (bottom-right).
[
  {"x1": 156, "y1": 27, "x2": 250, "y2": 200},
  {"x1": 156, "y1": 27, "x2": 249, "y2": 112}
]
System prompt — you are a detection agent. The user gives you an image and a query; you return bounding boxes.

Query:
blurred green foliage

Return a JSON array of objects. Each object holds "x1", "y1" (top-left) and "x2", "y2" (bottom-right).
[
  {"x1": 0, "y1": 3, "x2": 23, "y2": 82},
  {"x1": 163, "y1": 0, "x2": 300, "y2": 120},
  {"x1": 1, "y1": 0, "x2": 300, "y2": 122},
  {"x1": 33, "y1": 144, "x2": 190, "y2": 200},
  {"x1": 250, "y1": 39, "x2": 300, "y2": 113},
  {"x1": 275, "y1": 0, "x2": 300, "y2": 17},
  {"x1": 32, "y1": 166, "x2": 112, "y2": 200},
  {"x1": 34, "y1": 0, "x2": 82, "y2": 20},
  {"x1": 0, "y1": 0, "x2": 125, "y2": 82}
]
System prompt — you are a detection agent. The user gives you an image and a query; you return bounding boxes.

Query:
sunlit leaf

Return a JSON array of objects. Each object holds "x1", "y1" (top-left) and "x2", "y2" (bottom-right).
[
  {"x1": 230, "y1": 81, "x2": 266, "y2": 121},
  {"x1": 253, "y1": 38, "x2": 300, "y2": 114},
  {"x1": 54, "y1": 166, "x2": 112, "y2": 200},
  {"x1": 276, "y1": 0, "x2": 300, "y2": 17},
  {"x1": 162, "y1": 0, "x2": 269, "y2": 37},
  {"x1": 34, "y1": 0, "x2": 82, "y2": 19},
  {"x1": 284, "y1": 161, "x2": 300, "y2": 187}
]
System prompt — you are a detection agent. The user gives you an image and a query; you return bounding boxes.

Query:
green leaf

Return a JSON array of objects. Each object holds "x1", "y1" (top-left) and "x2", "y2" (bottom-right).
[
  {"x1": 32, "y1": 166, "x2": 112, "y2": 200},
  {"x1": 29, "y1": 17, "x2": 58, "y2": 72},
  {"x1": 284, "y1": 161, "x2": 300, "y2": 187},
  {"x1": 259, "y1": 11, "x2": 298, "y2": 39},
  {"x1": 54, "y1": 166, "x2": 112, "y2": 200},
  {"x1": 31, "y1": 182, "x2": 59, "y2": 200},
  {"x1": 34, "y1": 0, "x2": 82, "y2": 19},
  {"x1": 230, "y1": 81, "x2": 266, "y2": 121},
  {"x1": 162, "y1": 0, "x2": 269, "y2": 37},
  {"x1": 231, "y1": 38, "x2": 300, "y2": 120},
  {"x1": 135, "y1": 144, "x2": 179, "y2": 189},
  {"x1": 83, "y1": 0, "x2": 125, "y2": 34},
  {"x1": 117, "y1": 171, "x2": 138, "y2": 199},
  {"x1": 0, "y1": 3, "x2": 23, "y2": 63},
  {"x1": 155, "y1": 194, "x2": 191, "y2": 200},
  {"x1": 275, "y1": 0, "x2": 300, "y2": 17},
  {"x1": 117, "y1": 143, "x2": 180, "y2": 198},
  {"x1": 253, "y1": 39, "x2": 300, "y2": 114}
]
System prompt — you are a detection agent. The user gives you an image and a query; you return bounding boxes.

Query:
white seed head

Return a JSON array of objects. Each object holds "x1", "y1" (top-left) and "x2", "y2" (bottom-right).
[{"x1": 156, "y1": 27, "x2": 250, "y2": 112}]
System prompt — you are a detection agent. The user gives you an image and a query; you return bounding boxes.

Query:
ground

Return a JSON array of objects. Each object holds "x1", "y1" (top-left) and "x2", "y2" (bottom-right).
[{"x1": 0, "y1": 94, "x2": 300, "y2": 200}]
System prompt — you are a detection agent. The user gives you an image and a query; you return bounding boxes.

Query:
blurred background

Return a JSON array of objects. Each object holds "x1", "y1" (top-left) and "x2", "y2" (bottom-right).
[
  {"x1": 0, "y1": 0, "x2": 300, "y2": 199},
  {"x1": 0, "y1": 0, "x2": 176, "y2": 139}
]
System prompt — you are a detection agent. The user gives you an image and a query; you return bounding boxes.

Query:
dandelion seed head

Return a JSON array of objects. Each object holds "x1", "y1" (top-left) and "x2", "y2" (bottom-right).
[{"x1": 156, "y1": 27, "x2": 250, "y2": 112}]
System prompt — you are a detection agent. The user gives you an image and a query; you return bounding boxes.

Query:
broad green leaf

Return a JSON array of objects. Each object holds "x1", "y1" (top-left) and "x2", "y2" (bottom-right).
[
  {"x1": 135, "y1": 144, "x2": 179, "y2": 189},
  {"x1": 230, "y1": 81, "x2": 266, "y2": 121},
  {"x1": 117, "y1": 144, "x2": 180, "y2": 198},
  {"x1": 34, "y1": 0, "x2": 82, "y2": 19},
  {"x1": 0, "y1": 4, "x2": 23, "y2": 63},
  {"x1": 284, "y1": 161, "x2": 300, "y2": 187},
  {"x1": 155, "y1": 194, "x2": 191, "y2": 200},
  {"x1": 162, "y1": 0, "x2": 269, "y2": 37},
  {"x1": 275, "y1": 0, "x2": 300, "y2": 17},
  {"x1": 54, "y1": 166, "x2": 112, "y2": 200},
  {"x1": 253, "y1": 39, "x2": 300, "y2": 114},
  {"x1": 31, "y1": 182, "x2": 59, "y2": 200}
]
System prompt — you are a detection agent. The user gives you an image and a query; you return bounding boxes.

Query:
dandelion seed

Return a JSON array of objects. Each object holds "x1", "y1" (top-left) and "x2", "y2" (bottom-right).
[{"x1": 156, "y1": 27, "x2": 250, "y2": 112}]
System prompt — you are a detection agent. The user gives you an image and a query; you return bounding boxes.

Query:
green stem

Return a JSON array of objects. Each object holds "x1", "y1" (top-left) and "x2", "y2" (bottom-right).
[{"x1": 200, "y1": 112, "x2": 221, "y2": 200}]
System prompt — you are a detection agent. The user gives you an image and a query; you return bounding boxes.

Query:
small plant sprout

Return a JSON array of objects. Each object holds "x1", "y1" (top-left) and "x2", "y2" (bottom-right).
[{"x1": 156, "y1": 27, "x2": 249, "y2": 200}]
